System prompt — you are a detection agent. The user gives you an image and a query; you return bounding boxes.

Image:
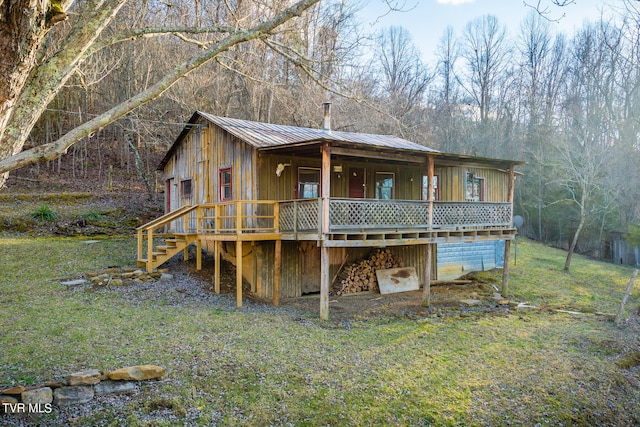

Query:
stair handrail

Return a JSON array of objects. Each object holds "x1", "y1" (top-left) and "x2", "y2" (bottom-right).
[
  {"x1": 136, "y1": 204, "x2": 197, "y2": 232},
  {"x1": 137, "y1": 204, "x2": 199, "y2": 269}
]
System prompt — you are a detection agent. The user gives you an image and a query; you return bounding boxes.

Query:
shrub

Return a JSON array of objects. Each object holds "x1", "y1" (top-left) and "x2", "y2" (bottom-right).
[{"x1": 31, "y1": 203, "x2": 57, "y2": 221}]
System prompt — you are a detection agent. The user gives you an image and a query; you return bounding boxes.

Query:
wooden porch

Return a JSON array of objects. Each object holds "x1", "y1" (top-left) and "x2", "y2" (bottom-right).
[{"x1": 136, "y1": 198, "x2": 516, "y2": 316}]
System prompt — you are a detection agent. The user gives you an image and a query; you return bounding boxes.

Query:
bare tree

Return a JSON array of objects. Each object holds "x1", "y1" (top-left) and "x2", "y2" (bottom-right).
[
  {"x1": 431, "y1": 26, "x2": 464, "y2": 153},
  {"x1": 460, "y1": 15, "x2": 510, "y2": 125},
  {"x1": 557, "y1": 23, "x2": 621, "y2": 270},
  {"x1": 516, "y1": 12, "x2": 568, "y2": 241}
]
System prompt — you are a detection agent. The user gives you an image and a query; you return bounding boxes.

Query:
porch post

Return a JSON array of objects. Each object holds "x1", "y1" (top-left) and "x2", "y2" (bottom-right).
[
  {"x1": 502, "y1": 164, "x2": 516, "y2": 298},
  {"x1": 214, "y1": 241, "x2": 220, "y2": 294},
  {"x1": 507, "y1": 164, "x2": 515, "y2": 223},
  {"x1": 236, "y1": 240, "x2": 243, "y2": 308},
  {"x1": 502, "y1": 240, "x2": 511, "y2": 297},
  {"x1": 422, "y1": 243, "x2": 433, "y2": 307},
  {"x1": 320, "y1": 142, "x2": 331, "y2": 320},
  {"x1": 274, "y1": 239, "x2": 281, "y2": 306},
  {"x1": 427, "y1": 154, "x2": 435, "y2": 227},
  {"x1": 196, "y1": 239, "x2": 202, "y2": 270}
]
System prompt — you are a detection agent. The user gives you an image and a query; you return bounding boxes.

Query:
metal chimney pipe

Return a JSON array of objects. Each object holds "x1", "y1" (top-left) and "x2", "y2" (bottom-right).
[{"x1": 322, "y1": 101, "x2": 331, "y2": 132}]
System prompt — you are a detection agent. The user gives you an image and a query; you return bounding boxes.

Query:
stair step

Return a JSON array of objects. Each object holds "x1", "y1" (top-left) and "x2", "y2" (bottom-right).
[
  {"x1": 166, "y1": 237, "x2": 187, "y2": 243},
  {"x1": 152, "y1": 251, "x2": 167, "y2": 256},
  {"x1": 157, "y1": 245, "x2": 178, "y2": 251}
]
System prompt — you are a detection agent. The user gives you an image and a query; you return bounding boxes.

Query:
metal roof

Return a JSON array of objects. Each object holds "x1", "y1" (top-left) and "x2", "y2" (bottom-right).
[
  {"x1": 158, "y1": 111, "x2": 524, "y2": 170},
  {"x1": 197, "y1": 112, "x2": 439, "y2": 153}
]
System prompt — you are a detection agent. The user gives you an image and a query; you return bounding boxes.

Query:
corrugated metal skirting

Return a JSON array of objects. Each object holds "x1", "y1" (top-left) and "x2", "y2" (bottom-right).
[{"x1": 436, "y1": 240, "x2": 505, "y2": 281}]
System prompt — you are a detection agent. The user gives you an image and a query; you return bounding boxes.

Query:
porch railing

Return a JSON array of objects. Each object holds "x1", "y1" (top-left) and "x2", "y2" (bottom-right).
[
  {"x1": 278, "y1": 198, "x2": 512, "y2": 233},
  {"x1": 195, "y1": 201, "x2": 279, "y2": 234},
  {"x1": 147, "y1": 198, "x2": 512, "y2": 242}
]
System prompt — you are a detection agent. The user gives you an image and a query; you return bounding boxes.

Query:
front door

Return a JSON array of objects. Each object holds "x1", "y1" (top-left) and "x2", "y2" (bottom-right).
[{"x1": 349, "y1": 168, "x2": 365, "y2": 198}]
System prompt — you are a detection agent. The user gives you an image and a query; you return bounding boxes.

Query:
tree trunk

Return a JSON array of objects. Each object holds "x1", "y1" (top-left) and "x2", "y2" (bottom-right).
[
  {"x1": 0, "y1": 1, "x2": 51, "y2": 187},
  {"x1": 564, "y1": 205, "x2": 586, "y2": 271}
]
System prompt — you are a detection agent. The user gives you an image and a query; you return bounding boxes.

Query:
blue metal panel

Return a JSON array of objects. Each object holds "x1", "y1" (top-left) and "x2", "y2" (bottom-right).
[{"x1": 437, "y1": 240, "x2": 505, "y2": 280}]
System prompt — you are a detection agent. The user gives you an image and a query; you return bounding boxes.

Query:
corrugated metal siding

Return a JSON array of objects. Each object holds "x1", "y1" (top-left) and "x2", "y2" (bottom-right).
[{"x1": 436, "y1": 241, "x2": 505, "y2": 280}]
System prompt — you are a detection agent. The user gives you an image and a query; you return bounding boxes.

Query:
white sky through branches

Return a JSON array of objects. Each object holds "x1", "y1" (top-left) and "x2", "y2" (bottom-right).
[{"x1": 360, "y1": 0, "x2": 614, "y2": 63}]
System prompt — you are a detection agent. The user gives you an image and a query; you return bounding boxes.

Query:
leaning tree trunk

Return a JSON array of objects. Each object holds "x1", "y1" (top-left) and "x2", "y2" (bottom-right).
[
  {"x1": 564, "y1": 197, "x2": 587, "y2": 271},
  {"x1": 0, "y1": 1, "x2": 54, "y2": 188}
]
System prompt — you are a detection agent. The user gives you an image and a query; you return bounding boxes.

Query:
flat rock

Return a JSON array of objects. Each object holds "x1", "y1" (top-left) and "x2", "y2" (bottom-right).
[
  {"x1": 44, "y1": 380, "x2": 66, "y2": 389},
  {"x1": 68, "y1": 369, "x2": 101, "y2": 386},
  {"x1": 1, "y1": 395, "x2": 19, "y2": 413},
  {"x1": 107, "y1": 365, "x2": 166, "y2": 381},
  {"x1": 460, "y1": 299, "x2": 482, "y2": 306},
  {"x1": 21, "y1": 387, "x2": 53, "y2": 405},
  {"x1": 1, "y1": 385, "x2": 25, "y2": 395},
  {"x1": 0, "y1": 395, "x2": 19, "y2": 404},
  {"x1": 60, "y1": 279, "x2": 88, "y2": 287},
  {"x1": 94, "y1": 380, "x2": 137, "y2": 395},
  {"x1": 159, "y1": 273, "x2": 173, "y2": 282},
  {"x1": 53, "y1": 386, "x2": 94, "y2": 406},
  {"x1": 497, "y1": 298, "x2": 510, "y2": 305}
]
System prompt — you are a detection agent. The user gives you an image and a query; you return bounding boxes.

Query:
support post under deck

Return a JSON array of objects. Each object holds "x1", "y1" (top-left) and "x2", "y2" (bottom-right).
[
  {"x1": 502, "y1": 240, "x2": 511, "y2": 297},
  {"x1": 214, "y1": 241, "x2": 220, "y2": 294},
  {"x1": 274, "y1": 240, "x2": 281, "y2": 306},
  {"x1": 196, "y1": 239, "x2": 202, "y2": 270},
  {"x1": 422, "y1": 243, "x2": 433, "y2": 308},
  {"x1": 236, "y1": 240, "x2": 243, "y2": 308},
  {"x1": 320, "y1": 245, "x2": 330, "y2": 320}
]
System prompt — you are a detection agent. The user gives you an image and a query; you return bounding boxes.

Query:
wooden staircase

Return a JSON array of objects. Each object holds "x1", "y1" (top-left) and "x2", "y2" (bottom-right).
[
  {"x1": 136, "y1": 205, "x2": 199, "y2": 272},
  {"x1": 137, "y1": 233, "x2": 197, "y2": 271}
]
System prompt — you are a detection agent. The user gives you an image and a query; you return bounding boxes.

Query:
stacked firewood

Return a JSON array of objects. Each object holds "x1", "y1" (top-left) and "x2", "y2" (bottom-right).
[{"x1": 334, "y1": 249, "x2": 403, "y2": 295}]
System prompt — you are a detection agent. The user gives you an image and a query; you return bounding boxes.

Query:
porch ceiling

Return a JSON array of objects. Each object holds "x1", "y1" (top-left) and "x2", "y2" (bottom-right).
[{"x1": 259, "y1": 141, "x2": 525, "y2": 169}]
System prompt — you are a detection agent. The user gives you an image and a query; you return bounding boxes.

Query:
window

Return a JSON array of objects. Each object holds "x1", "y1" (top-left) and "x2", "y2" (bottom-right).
[
  {"x1": 375, "y1": 172, "x2": 394, "y2": 199},
  {"x1": 465, "y1": 172, "x2": 484, "y2": 201},
  {"x1": 422, "y1": 175, "x2": 439, "y2": 201},
  {"x1": 180, "y1": 179, "x2": 192, "y2": 198},
  {"x1": 298, "y1": 167, "x2": 321, "y2": 198},
  {"x1": 220, "y1": 168, "x2": 232, "y2": 201}
]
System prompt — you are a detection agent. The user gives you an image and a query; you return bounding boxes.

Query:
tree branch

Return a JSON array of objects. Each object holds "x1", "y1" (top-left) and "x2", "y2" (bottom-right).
[{"x1": 0, "y1": 0, "x2": 321, "y2": 174}]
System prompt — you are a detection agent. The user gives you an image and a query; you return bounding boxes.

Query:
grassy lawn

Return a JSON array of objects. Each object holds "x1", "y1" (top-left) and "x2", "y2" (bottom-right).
[{"x1": 1, "y1": 236, "x2": 639, "y2": 426}]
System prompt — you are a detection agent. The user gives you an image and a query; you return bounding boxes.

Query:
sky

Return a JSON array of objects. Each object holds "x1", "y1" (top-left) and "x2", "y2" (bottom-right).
[{"x1": 358, "y1": 0, "x2": 618, "y2": 63}]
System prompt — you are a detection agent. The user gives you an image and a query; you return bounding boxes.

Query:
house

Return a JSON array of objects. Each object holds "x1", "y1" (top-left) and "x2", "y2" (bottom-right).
[{"x1": 137, "y1": 105, "x2": 524, "y2": 319}]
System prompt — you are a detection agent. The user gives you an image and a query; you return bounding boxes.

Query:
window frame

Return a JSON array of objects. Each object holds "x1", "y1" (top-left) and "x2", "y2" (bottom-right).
[
  {"x1": 180, "y1": 179, "x2": 192, "y2": 199},
  {"x1": 422, "y1": 174, "x2": 439, "y2": 201},
  {"x1": 465, "y1": 172, "x2": 485, "y2": 202},
  {"x1": 219, "y1": 167, "x2": 232, "y2": 201},
  {"x1": 375, "y1": 172, "x2": 395, "y2": 200},
  {"x1": 297, "y1": 167, "x2": 321, "y2": 199}
]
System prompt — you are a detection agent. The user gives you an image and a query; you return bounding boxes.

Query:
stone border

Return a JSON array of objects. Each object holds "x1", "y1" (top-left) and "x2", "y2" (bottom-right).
[
  {"x1": 60, "y1": 267, "x2": 173, "y2": 288},
  {"x1": 0, "y1": 365, "x2": 166, "y2": 413}
]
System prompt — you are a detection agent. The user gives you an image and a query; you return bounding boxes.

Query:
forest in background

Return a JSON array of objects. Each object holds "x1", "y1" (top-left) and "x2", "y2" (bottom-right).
[{"x1": 10, "y1": 0, "x2": 640, "y2": 260}]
